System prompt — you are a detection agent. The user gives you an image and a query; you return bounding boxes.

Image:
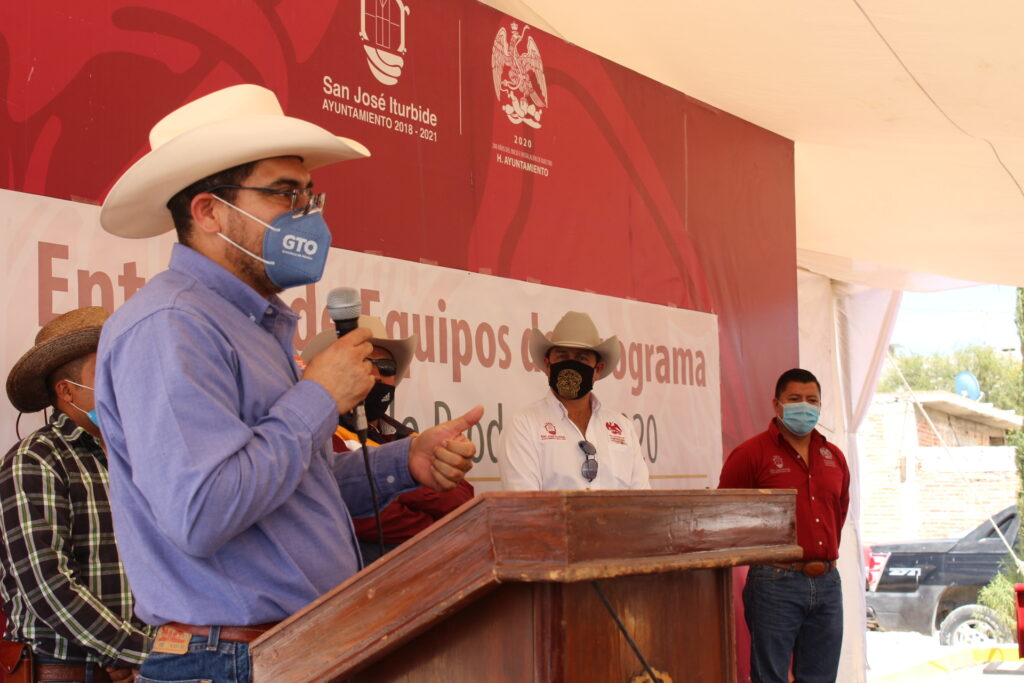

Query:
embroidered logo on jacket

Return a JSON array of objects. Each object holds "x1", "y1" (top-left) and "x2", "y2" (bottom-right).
[
  {"x1": 605, "y1": 421, "x2": 626, "y2": 445},
  {"x1": 769, "y1": 454, "x2": 791, "y2": 474},
  {"x1": 540, "y1": 422, "x2": 565, "y2": 440}
]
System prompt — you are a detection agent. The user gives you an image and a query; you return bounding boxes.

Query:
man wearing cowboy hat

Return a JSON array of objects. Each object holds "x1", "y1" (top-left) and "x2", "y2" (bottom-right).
[
  {"x1": 2, "y1": 307, "x2": 150, "y2": 683},
  {"x1": 303, "y1": 317, "x2": 474, "y2": 562},
  {"x1": 94, "y1": 84, "x2": 481, "y2": 682},
  {"x1": 498, "y1": 311, "x2": 651, "y2": 490}
]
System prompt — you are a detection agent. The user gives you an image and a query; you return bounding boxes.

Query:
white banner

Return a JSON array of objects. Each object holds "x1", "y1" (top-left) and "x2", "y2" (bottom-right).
[{"x1": 1, "y1": 189, "x2": 721, "y2": 491}]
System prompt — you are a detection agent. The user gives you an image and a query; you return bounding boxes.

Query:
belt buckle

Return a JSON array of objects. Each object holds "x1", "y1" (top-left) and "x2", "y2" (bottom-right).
[{"x1": 802, "y1": 560, "x2": 828, "y2": 578}]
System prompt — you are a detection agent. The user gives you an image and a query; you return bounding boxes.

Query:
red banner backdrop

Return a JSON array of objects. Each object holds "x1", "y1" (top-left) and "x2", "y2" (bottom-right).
[
  {"x1": 2, "y1": 3, "x2": 797, "y2": 677},
  {"x1": 1, "y1": 1, "x2": 796, "y2": 455}
]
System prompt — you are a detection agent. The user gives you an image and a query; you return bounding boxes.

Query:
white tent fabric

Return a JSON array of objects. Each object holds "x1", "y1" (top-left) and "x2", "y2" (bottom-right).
[
  {"x1": 799, "y1": 270, "x2": 903, "y2": 682},
  {"x1": 481, "y1": 0, "x2": 1024, "y2": 289},
  {"x1": 479, "y1": 2, "x2": 1008, "y2": 677}
]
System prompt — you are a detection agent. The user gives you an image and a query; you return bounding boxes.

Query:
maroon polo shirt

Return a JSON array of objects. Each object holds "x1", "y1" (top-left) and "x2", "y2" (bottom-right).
[
  {"x1": 718, "y1": 419, "x2": 850, "y2": 561},
  {"x1": 332, "y1": 427, "x2": 474, "y2": 545}
]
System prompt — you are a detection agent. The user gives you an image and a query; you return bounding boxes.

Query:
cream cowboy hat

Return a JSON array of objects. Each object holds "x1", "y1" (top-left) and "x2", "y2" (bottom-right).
[
  {"x1": 528, "y1": 311, "x2": 620, "y2": 380},
  {"x1": 301, "y1": 316, "x2": 417, "y2": 385},
  {"x1": 100, "y1": 84, "x2": 370, "y2": 239},
  {"x1": 6, "y1": 307, "x2": 109, "y2": 413}
]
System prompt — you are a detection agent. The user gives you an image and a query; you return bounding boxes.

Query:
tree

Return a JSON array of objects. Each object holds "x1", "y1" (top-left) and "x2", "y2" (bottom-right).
[{"x1": 878, "y1": 344, "x2": 1023, "y2": 414}]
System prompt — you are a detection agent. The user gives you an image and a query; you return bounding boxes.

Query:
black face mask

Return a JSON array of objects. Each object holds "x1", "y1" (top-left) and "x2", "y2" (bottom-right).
[
  {"x1": 548, "y1": 359, "x2": 596, "y2": 400},
  {"x1": 364, "y1": 381, "x2": 395, "y2": 422}
]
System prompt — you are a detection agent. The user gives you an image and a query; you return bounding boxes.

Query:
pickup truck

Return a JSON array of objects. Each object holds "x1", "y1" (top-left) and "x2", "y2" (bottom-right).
[{"x1": 865, "y1": 505, "x2": 1019, "y2": 645}]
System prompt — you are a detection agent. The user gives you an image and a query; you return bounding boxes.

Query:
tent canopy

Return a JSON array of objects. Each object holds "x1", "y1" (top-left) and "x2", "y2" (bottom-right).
[{"x1": 483, "y1": 0, "x2": 1024, "y2": 290}]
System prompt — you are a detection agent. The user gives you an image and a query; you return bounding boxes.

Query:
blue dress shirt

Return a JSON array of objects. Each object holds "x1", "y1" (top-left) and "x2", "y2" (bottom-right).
[{"x1": 96, "y1": 244, "x2": 415, "y2": 625}]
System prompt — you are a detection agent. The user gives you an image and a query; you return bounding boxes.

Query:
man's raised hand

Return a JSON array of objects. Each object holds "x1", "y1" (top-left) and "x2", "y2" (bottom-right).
[{"x1": 408, "y1": 406, "x2": 485, "y2": 490}]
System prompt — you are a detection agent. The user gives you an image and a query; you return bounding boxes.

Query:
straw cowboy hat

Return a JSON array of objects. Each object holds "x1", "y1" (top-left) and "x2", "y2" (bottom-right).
[
  {"x1": 528, "y1": 311, "x2": 620, "y2": 379},
  {"x1": 100, "y1": 84, "x2": 370, "y2": 239},
  {"x1": 301, "y1": 316, "x2": 417, "y2": 385},
  {"x1": 6, "y1": 307, "x2": 109, "y2": 413}
]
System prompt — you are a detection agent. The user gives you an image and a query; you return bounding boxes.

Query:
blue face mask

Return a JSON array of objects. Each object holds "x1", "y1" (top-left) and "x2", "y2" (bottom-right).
[
  {"x1": 214, "y1": 196, "x2": 332, "y2": 290},
  {"x1": 780, "y1": 401, "x2": 820, "y2": 436},
  {"x1": 65, "y1": 380, "x2": 100, "y2": 428}
]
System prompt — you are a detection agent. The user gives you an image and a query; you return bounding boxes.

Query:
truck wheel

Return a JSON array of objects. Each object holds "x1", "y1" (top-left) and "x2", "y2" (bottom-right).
[{"x1": 938, "y1": 605, "x2": 1010, "y2": 646}]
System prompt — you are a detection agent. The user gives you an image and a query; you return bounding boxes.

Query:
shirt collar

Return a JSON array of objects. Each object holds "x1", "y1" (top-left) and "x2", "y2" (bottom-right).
[
  {"x1": 543, "y1": 389, "x2": 602, "y2": 417},
  {"x1": 168, "y1": 243, "x2": 297, "y2": 327},
  {"x1": 50, "y1": 409, "x2": 101, "y2": 449}
]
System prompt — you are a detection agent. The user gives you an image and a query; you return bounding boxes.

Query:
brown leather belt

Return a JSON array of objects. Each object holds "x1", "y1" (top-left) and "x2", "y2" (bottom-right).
[
  {"x1": 763, "y1": 560, "x2": 837, "y2": 578},
  {"x1": 35, "y1": 663, "x2": 112, "y2": 682},
  {"x1": 164, "y1": 621, "x2": 279, "y2": 644}
]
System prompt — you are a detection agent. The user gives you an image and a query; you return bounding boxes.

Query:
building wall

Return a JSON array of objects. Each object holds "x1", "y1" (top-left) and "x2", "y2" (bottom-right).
[
  {"x1": 861, "y1": 396, "x2": 1018, "y2": 545},
  {"x1": 916, "y1": 408, "x2": 1003, "y2": 447}
]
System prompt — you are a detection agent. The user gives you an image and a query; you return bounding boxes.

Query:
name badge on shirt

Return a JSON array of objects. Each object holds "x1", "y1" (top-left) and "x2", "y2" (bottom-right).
[{"x1": 152, "y1": 626, "x2": 192, "y2": 654}]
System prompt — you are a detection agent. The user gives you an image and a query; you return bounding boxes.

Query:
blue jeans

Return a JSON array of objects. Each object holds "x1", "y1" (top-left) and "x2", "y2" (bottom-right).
[
  {"x1": 137, "y1": 627, "x2": 251, "y2": 683},
  {"x1": 742, "y1": 565, "x2": 843, "y2": 683}
]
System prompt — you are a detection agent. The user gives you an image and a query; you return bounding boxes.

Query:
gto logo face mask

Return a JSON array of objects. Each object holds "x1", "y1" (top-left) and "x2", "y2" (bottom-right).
[{"x1": 213, "y1": 195, "x2": 332, "y2": 290}]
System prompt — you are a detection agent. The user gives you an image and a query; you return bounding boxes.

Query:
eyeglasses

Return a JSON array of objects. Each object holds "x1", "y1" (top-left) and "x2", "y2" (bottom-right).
[
  {"x1": 578, "y1": 440, "x2": 598, "y2": 482},
  {"x1": 368, "y1": 358, "x2": 398, "y2": 377},
  {"x1": 209, "y1": 185, "x2": 326, "y2": 214}
]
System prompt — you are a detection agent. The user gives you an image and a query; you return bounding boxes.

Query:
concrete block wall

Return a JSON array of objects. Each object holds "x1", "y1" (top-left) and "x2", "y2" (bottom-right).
[{"x1": 861, "y1": 396, "x2": 1018, "y2": 545}]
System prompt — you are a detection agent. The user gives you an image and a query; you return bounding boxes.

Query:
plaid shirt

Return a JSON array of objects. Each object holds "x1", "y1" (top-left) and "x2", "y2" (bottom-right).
[{"x1": 0, "y1": 411, "x2": 149, "y2": 666}]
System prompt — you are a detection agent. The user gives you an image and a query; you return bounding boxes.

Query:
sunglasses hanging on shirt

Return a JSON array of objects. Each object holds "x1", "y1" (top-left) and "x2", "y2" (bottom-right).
[{"x1": 578, "y1": 439, "x2": 598, "y2": 482}]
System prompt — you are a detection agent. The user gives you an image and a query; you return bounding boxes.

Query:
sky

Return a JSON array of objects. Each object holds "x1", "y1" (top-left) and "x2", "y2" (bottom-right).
[{"x1": 889, "y1": 284, "x2": 1019, "y2": 356}]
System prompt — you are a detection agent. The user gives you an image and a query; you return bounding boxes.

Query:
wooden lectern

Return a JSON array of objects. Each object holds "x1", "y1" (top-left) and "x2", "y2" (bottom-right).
[{"x1": 251, "y1": 490, "x2": 799, "y2": 682}]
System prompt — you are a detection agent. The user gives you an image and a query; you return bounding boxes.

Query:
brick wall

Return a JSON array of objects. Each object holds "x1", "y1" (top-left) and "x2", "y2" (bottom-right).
[
  {"x1": 861, "y1": 395, "x2": 1018, "y2": 545},
  {"x1": 916, "y1": 408, "x2": 998, "y2": 447}
]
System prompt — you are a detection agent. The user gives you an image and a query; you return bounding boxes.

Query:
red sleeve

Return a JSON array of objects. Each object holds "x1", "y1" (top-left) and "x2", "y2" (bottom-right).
[
  {"x1": 717, "y1": 443, "x2": 757, "y2": 489},
  {"x1": 396, "y1": 480, "x2": 474, "y2": 519},
  {"x1": 353, "y1": 499, "x2": 431, "y2": 543},
  {"x1": 838, "y1": 447, "x2": 851, "y2": 531}
]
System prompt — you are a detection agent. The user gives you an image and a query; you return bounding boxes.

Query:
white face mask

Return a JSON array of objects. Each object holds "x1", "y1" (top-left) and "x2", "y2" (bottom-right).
[{"x1": 65, "y1": 379, "x2": 99, "y2": 427}]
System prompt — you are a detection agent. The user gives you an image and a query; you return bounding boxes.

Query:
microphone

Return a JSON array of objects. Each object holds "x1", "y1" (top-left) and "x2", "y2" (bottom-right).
[
  {"x1": 326, "y1": 287, "x2": 362, "y2": 337},
  {"x1": 326, "y1": 287, "x2": 368, "y2": 441},
  {"x1": 326, "y1": 287, "x2": 385, "y2": 559}
]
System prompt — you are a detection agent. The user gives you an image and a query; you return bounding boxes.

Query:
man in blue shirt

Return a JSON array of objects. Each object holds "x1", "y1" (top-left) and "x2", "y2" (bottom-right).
[{"x1": 95, "y1": 84, "x2": 482, "y2": 683}]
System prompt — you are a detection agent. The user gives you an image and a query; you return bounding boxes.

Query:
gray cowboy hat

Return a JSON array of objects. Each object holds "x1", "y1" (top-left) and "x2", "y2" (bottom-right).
[
  {"x1": 301, "y1": 316, "x2": 417, "y2": 385},
  {"x1": 528, "y1": 311, "x2": 620, "y2": 379}
]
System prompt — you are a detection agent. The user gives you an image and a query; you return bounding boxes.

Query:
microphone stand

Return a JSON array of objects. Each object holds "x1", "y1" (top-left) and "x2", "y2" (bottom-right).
[{"x1": 352, "y1": 404, "x2": 387, "y2": 561}]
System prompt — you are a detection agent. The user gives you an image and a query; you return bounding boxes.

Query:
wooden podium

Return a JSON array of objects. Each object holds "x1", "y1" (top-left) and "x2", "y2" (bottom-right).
[{"x1": 251, "y1": 490, "x2": 799, "y2": 682}]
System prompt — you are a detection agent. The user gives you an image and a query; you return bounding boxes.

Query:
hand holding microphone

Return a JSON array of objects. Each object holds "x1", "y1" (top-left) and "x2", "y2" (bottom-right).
[{"x1": 301, "y1": 287, "x2": 374, "y2": 416}]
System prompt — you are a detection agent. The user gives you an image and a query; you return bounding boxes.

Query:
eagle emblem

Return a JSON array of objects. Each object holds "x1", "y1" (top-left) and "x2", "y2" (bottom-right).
[{"x1": 491, "y1": 22, "x2": 548, "y2": 128}]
